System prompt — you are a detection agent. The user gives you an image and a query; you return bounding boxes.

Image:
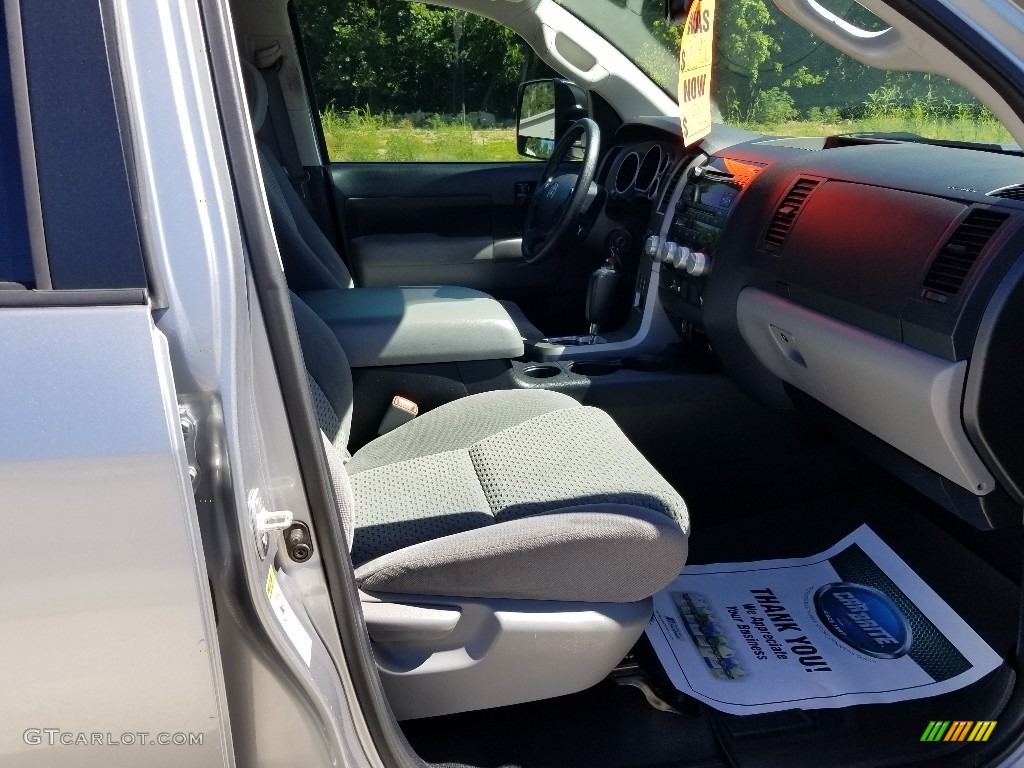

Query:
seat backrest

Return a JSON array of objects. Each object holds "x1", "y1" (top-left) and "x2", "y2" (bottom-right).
[
  {"x1": 240, "y1": 59, "x2": 354, "y2": 293},
  {"x1": 289, "y1": 292, "x2": 354, "y2": 455},
  {"x1": 290, "y1": 292, "x2": 356, "y2": 547}
]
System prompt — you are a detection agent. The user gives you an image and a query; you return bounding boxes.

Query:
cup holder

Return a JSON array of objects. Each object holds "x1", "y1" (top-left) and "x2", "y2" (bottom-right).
[
  {"x1": 568, "y1": 360, "x2": 621, "y2": 377},
  {"x1": 522, "y1": 364, "x2": 562, "y2": 379},
  {"x1": 623, "y1": 356, "x2": 671, "y2": 372}
]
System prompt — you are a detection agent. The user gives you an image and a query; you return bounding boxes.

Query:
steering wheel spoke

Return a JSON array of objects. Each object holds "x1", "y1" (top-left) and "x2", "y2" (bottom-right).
[
  {"x1": 523, "y1": 226, "x2": 545, "y2": 250},
  {"x1": 521, "y1": 118, "x2": 601, "y2": 264}
]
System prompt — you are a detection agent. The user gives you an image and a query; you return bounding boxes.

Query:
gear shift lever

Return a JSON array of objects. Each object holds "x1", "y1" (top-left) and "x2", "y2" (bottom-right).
[{"x1": 585, "y1": 262, "x2": 619, "y2": 342}]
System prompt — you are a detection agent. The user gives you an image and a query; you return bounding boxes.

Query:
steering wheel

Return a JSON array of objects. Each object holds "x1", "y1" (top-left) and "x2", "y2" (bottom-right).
[{"x1": 521, "y1": 118, "x2": 601, "y2": 264}]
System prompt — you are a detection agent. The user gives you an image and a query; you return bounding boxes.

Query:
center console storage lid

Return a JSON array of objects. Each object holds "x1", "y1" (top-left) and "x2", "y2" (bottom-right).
[{"x1": 299, "y1": 286, "x2": 524, "y2": 367}]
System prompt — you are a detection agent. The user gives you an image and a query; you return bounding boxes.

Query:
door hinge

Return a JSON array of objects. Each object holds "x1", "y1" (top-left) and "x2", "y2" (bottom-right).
[{"x1": 178, "y1": 406, "x2": 201, "y2": 491}]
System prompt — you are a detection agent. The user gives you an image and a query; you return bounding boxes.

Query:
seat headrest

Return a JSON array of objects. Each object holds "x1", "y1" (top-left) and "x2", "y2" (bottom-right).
[{"x1": 240, "y1": 59, "x2": 267, "y2": 133}]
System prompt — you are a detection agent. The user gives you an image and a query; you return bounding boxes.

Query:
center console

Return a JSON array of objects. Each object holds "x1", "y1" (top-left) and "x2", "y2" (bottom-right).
[
  {"x1": 523, "y1": 253, "x2": 679, "y2": 361},
  {"x1": 654, "y1": 156, "x2": 764, "y2": 329},
  {"x1": 299, "y1": 286, "x2": 525, "y2": 368}
]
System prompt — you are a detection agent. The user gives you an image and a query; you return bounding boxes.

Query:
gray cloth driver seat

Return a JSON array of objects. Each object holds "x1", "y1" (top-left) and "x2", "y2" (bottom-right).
[
  {"x1": 291, "y1": 294, "x2": 689, "y2": 719},
  {"x1": 242, "y1": 59, "x2": 545, "y2": 342}
]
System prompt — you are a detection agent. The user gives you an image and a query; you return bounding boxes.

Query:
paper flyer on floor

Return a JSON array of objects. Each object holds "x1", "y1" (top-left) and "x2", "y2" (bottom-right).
[{"x1": 647, "y1": 524, "x2": 1001, "y2": 715}]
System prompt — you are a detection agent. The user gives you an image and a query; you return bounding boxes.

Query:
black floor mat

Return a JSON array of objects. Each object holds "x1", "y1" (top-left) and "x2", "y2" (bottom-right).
[
  {"x1": 401, "y1": 678, "x2": 724, "y2": 768},
  {"x1": 401, "y1": 488, "x2": 1020, "y2": 768},
  {"x1": 688, "y1": 488, "x2": 1020, "y2": 768}
]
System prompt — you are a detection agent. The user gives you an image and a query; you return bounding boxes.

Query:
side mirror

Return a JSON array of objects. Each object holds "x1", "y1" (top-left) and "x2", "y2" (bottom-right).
[
  {"x1": 516, "y1": 78, "x2": 588, "y2": 159},
  {"x1": 665, "y1": 0, "x2": 695, "y2": 26}
]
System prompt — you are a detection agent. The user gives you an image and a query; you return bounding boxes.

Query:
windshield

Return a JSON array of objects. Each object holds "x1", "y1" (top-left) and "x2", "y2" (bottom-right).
[{"x1": 554, "y1": 0, "x2": 1015, "y2": 147}]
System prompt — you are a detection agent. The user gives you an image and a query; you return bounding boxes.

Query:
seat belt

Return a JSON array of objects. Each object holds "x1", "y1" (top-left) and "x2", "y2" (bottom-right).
[{"x1": 254, "y1": 43, "x2": 310, "y2": 203}]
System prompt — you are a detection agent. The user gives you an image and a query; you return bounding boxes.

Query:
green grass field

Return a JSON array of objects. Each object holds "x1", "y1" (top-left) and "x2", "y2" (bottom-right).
[
  {"x1": 323, "y1": 125, "x2": 523, "y2": 162},
  {"x1": 745, "y1": 116, "x2": 1014, "y2": 145},
  {"x1": 320, "y1": 108, "x2": 1016, "y2": 163},
  {"x1": 321, "y1": 108, "x2": 524, "y2": 162}
]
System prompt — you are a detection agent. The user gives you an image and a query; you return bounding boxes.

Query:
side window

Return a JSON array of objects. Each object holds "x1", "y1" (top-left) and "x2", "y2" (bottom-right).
[
  {"x1": 0, "y1": 2, "x2": 31, "y2": 285},
  {"x1": 1, "y1": 0, "x2": 146, "y2": 290},
  {"x1": 294, "y1": 1, "x2": 557, "y2": 162}
]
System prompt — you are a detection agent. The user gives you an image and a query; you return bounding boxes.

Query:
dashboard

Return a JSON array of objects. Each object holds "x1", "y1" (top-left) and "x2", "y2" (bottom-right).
[{"x1": 598, "y1": 125, "x2": 1024, "y2": 531}]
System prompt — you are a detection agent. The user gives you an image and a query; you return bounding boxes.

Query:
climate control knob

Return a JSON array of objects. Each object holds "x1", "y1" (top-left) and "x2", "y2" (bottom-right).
[
  {"x1": 660, "y1": 241, "x2": 679, "y2": 265},
  {"x1": 672, "y1": 246, "x2": 691, "y2": 271},
  {"x1": 686, "y1": 250, "x2": 710, "y2": 277},
  {"x1": 644, "y1": 235, "x2": 662, "y2": 260}
]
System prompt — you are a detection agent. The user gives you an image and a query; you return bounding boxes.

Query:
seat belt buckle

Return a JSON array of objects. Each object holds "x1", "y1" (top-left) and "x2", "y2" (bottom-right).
[{"x1": 378, "y1": 396, "x2": 419, "y2": 435}]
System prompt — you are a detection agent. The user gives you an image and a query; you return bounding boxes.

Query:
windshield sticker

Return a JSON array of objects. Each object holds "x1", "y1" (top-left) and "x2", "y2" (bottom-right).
[
  {"x1": 678, "y1": 0, "x2": 716, "y2": 147},
  {"x1": 647, "y1": 524, "x2": 1001, "y2": 715}
]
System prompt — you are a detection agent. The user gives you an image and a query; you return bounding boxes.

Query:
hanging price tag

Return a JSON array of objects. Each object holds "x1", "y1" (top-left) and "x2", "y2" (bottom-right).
[{"x1": 678, "y1": 0, "x2": 716, "y2": 146}]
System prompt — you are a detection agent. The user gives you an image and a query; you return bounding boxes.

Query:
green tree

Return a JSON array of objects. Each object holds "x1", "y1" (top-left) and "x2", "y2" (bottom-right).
[
  {"x1": 715, "y1": 0, "x2": 779, "y2": 111},
  {"x1": 294, "y1": 0, "x2": 536, "y2": 119}
]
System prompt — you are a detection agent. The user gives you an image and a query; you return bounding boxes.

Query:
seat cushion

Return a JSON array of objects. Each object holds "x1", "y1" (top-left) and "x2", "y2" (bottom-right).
[
  {"x1": 349, "y1": 390, "x2": 689, "y2": 602},
  {"x1": 347, "y1": 389, "x2": 579, "y2": 475},
  {"x1": 356, "y1": 504, "x2": 687, "y2": 603}
]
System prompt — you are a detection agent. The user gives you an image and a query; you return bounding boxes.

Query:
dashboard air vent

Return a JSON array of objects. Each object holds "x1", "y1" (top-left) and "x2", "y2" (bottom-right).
[
  {"x1": 658, "y1": 162, "x2": 687, "y2": 213},
  {"x1": 763, "y1": 178, "x2": 820, "y2": 251},
  {"x1": 922, "y1": 209, "x2": 1009, "y2": 295},
  {"x1": 989, "y1": 184, "x2": 1024, "y2": 201}
]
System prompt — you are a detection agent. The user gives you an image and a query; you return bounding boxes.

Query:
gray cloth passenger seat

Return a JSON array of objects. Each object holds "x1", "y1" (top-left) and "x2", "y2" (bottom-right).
[{"x1": 290, "y1": 294, "x2": 690, "y2": 718}]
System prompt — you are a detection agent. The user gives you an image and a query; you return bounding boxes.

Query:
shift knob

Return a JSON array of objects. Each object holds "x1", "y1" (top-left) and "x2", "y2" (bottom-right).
[{"x1": 586, "y1": 266, "x2": 619, "y2": 330}]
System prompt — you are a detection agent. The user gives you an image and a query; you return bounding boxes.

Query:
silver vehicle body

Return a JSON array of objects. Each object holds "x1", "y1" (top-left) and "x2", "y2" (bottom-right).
[{"x1": 3, "y1": 0, "x2": 1024, "y2": 766}]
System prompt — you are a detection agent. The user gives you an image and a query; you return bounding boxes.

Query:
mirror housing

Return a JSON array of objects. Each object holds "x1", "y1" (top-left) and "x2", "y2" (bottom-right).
[
  {"x1": 516, "y1": 78, "x2": 588, "y2": 159},
  {"x1": 665, "y1": 0, "x2": 694, "y2": 26}
]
